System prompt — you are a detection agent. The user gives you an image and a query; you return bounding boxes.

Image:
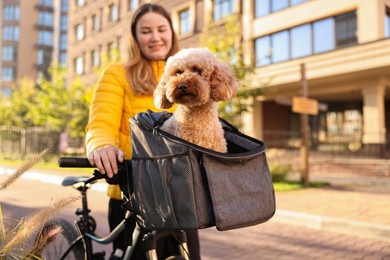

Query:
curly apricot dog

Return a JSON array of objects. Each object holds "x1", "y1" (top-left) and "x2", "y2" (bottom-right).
[{"x1": 154, "y1": 48, "x2": 239, "y2": 153}]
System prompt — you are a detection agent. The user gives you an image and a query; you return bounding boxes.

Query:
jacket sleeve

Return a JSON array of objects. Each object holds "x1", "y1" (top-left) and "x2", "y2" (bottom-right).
[{"x1": 85, "y1": 64, "x2": 127, "y2": 155}]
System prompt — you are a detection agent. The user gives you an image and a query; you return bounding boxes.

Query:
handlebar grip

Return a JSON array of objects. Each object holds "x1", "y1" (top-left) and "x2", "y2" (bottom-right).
[{"x1": 58, "y1": 157, "x2": 93, "y2": 168}]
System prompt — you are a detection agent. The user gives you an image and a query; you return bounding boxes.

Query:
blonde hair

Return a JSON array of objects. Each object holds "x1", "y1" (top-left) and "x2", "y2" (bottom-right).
[{"x1": 125, "y1": 4, "x2": 179, "y2": 96}]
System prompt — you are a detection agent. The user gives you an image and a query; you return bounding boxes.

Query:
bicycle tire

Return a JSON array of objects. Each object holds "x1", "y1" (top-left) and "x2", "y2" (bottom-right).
[{"x1": 31, "y1": 218, "x2": 85, "y2": 260}]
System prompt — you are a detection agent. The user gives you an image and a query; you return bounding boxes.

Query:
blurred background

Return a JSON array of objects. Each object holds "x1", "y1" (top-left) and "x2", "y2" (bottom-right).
[{"x1": 0, "y1": 0, "x2": 390, "y2": 178}]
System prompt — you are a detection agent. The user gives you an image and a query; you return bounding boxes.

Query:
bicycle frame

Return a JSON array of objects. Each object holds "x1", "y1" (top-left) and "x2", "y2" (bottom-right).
[{"x1": 58, "y1": 157, "x2": 190, "y2": 260}]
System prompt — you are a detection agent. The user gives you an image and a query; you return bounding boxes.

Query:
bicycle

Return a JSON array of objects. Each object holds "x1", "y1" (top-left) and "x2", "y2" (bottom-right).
[{"x1": 33, "y1": 157, "x2": 190, "y2": 260}]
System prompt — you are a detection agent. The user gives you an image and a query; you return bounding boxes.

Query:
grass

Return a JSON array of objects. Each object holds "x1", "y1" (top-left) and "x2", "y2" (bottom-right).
[{"x1": 273, "y1": 180, "x2": 330, "y2": 192}]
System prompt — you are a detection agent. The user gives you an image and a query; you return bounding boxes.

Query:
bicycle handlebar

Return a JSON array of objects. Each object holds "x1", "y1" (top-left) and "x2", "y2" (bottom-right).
[
  {"x1": 58, "y1": 157, "x2": 93, "y2": 168},
  {"x1": 58, "y1": 157, "x2": 131, "y2": 190}
]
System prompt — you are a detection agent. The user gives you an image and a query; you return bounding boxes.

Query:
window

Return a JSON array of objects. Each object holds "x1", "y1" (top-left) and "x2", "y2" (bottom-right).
[
  {"x1": 92, "y1": 14, "x2": 101, "y2": 31},
  {"x1": 61, "y1": 0, "x2": 69, "y2": 11},
  {"x1": 255, "y1": 36, "x2": 271, "y2": 66},
  {"x1": 74, "y1": 56, "x2": 84, "y2": 74},
  {"x1": 38, "y1": 30, "x2": 52, "y2": 46},
  {"x1": 255, "y1": 0, "x2": 308, "y2": 17},
  {"x1": 91, "y1": 50, "x2": 100, "y2": 68},
  {"x1": 61, "y1": 15, "x2": 68, "y2": 31},
  {"x1": 3, "y1": 26, "x2": 20, "y2": 41},
  {"x1": 271, "y1": 31, "x2": 289, "y2": 63},
  {"x1": 335, "y1": 12, "x2": 357, "y2": 46},
  {"x1": 272, "y1": 0, "x2": 288, "y2": 12},
  {"x1": 179, "y1": 8, "x2": 191, "y2": 34},
  {"x1": 39, "y1": 11, "x2": 53, "y2": 26},
  {"x1": 213, "y1": 0, "x2": 234, "y2": 21},
  {"x1": 313, "y1": 18, "x2": 334, "y2": 53},
  {"x1": 2, "y1": 67, "x2": 15, "y2": 82},
  {"x1": 109, "y1": 4, "x2": 119, "y2": 22},
  {"x1": 37, "y1": 49, "x2": 51, "y2": 65},
  {"x1": 254, "y1": 12, "x2": 357, "y2": 66},
  {"x1": 255, "y1": 0, "x2": 270, "y2": 18},
  {"x1": 3, "y1": 5, "x2": 20, "y2": 20},
  {"x1": 107, "y1": 42, "x2": 118, "y2": 61},
  {"x1": 2, "y1": 46, "x2": 15, "y2": 61},
  {"x1": 60, "y1": 34, "x2": 67, "y2": 50},
  {"x1": 291, "y1": 0, "x2": 307, "y2": 5},
  {"x1": 40, "y1": 0, "x2": 53, "y2": 6},
  {"x1": 75, "y1": 24, "x2": 84, "y2": 41},
  {"x1": 386, "y1": 10, "x2": 390, "y2": 37},
  {"x1": 326, "y1": 110, "x2": 362, "y2": 135},
  {"x1": 37, "y1": 50, "x2": 44, "y2": 65},
  {"x1": 129, "y1": 0, "x2": 139, "y2": 11},
  {"x1": 59, "y1": 53, "x2": 67, "y2": 65},
  {"x1": 291, "y1": 24, "x2": 311, "y2": 59},
  {"x1": 2, "y1": 88, "x2": 13, "y2": 97},
  {"x1": 76, "y1": 0, "x2": 85, "y2": 7}
]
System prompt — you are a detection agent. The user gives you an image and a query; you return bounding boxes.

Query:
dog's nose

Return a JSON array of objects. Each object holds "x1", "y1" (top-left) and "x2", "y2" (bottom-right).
[{"x1": 178, "y1": 84, "x2": 187, "y2": 93}]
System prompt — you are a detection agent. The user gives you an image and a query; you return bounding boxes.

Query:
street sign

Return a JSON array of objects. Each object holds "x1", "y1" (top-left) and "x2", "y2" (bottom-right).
[{"x1": 292, "y1": 96, "x2": 319, "y2": 115}]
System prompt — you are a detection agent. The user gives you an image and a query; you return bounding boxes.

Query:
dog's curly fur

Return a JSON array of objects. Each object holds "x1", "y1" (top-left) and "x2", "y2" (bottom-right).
[{"x1": 154, "y1": 48, "x2": 239, "y2": 153}]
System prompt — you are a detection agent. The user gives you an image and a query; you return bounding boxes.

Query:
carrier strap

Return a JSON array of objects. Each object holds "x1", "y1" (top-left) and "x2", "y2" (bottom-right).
[{"x1": 139, "y1": 109, "x2": 239, "y2": 135}]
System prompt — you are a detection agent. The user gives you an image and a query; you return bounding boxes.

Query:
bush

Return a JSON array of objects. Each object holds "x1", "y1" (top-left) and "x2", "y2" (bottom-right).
[{"x1": 269, "y1": 162, "x2": 292, "y2": 182}]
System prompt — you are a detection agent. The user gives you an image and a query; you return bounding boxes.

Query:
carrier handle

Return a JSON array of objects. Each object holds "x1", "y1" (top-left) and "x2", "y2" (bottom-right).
[{"x1": 146, "y1": 109, "x2": 171, "y2": 127}]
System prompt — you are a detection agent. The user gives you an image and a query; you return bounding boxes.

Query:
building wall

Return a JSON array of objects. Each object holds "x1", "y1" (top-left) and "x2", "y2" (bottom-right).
[
  {"x1": 0, "y1": 0, "x2": 64, "y2": 94},
  {"x1": 5, "y1": 0, "x2": 387, "y2": 154},
  {"x1": 245, "y1": 0, "x2": 390, "y2": 150},
  {"x1": 18, "y1": 0, "x2": 40, "y2": 82},
  {"x1": 67, "y1": 0, "x2": 205, "y2": 87}
]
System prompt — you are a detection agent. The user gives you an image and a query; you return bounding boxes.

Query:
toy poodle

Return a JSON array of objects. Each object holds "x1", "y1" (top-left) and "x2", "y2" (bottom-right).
[{"x1": 154, "y1": 48, "x2": 239, "y2": 153}]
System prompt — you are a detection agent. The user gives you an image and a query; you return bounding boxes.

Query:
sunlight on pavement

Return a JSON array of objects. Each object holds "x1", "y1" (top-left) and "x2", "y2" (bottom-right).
[{"x1": 0, "y1": 167, "x2": 107, "y2": 193}]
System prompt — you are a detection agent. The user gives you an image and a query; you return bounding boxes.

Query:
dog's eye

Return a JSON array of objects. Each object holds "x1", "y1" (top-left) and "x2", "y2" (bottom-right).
[
  {"x1": 192, "y1": 67, "x2": 202, "y2": 74},
  {"x1": 175, "y1": 69, "x2": 184, "y2": 76}
]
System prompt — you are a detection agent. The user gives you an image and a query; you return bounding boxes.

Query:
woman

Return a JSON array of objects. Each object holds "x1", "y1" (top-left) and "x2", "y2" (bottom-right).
[{"x1": 85, "y1": 3, "x2": 200, "y2": 259}]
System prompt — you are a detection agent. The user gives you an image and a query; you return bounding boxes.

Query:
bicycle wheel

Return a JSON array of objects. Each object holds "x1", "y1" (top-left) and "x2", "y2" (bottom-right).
[{"x1": 32, "y1": 218, "x2": 85, "y2": 260}]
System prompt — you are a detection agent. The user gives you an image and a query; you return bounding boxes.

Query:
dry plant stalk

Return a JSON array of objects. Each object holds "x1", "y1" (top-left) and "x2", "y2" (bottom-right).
[
  {"x1": 0, "y1": 148, "x2": 51, "y2": 191},
  {"x1": 27, "y1": 224, "x2": 63, "y2": 259},
  {"x1": 1, "y1": 195, "x2": 80, "y2": 255}
]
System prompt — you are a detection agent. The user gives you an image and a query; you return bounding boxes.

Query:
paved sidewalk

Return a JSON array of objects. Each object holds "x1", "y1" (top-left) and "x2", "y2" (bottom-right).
[
  {"x1": 1, "y1": 164, "x2": 390, "y2": 241},
  {"x1": 273, "y1": 173, "x2": 390, "y2": 241}
]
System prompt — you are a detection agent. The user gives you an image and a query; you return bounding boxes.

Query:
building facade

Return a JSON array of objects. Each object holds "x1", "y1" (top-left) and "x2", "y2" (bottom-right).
[
  {"x1": 66, "y1": 0, "x2": 390, "y2": 156},
  {"x1": 244, "y1": 0, "x2": 390, "y2": 156},
  {"x1": 66, "y1": 0, "x2": 204, "y2": 86},
  {"x1": 0, "y1": 0, "x2": 68, "y2": 96}
]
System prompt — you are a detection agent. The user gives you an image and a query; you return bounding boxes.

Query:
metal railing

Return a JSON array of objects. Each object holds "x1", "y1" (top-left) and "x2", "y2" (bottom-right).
[
  {"x1": 1, "y1": 125, "x2": 390, "y2": 160},
  {"x1": 263, "y1": 130, "x2": 390, "y2": 158},
  {"x1": 0, "y1": 125, "x2": 84, "y2": 160}
]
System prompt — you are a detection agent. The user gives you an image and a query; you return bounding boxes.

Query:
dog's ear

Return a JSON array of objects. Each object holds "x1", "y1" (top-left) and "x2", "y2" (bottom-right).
[
  {"x1": 154, "y1": 79, "x2": 173, "y2": 109},
  {"x1": 209, "y1": 63, "x2": 239, "y2": 101}
]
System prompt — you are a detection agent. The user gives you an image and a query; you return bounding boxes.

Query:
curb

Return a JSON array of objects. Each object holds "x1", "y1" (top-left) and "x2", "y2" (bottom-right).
[{"x1": 273, "y1": 209, "x2": 390, "y2": 241}]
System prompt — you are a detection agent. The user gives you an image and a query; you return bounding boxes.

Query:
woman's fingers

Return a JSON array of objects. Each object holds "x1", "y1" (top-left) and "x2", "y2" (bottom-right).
[{"x1": 88, "y1": 145, "x2": 125, "y2": 178}]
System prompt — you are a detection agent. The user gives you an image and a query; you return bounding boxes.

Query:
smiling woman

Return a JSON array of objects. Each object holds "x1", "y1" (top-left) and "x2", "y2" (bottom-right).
[
  {"x1": 84, "y1": 3, "x2": 200, "y2": 259},
  {"x1": 135, "y1": 12, "x2": 173, "y2": 60}
]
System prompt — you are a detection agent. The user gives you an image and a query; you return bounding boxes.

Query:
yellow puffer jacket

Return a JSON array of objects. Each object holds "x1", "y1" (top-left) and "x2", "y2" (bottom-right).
[{"x1": 85, "y1": 61, "x2": 173, "y2": 199}]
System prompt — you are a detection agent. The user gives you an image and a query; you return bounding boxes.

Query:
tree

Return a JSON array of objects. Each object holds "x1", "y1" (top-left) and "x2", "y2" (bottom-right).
[
  {"x1": 200, "y1": 14, "x2": 265, "y2": 128},
  {"x1": 0, "y1": 80, "x2": 36, "y2": 127},
  {"x1": 66, "y1": 77, "x2": 94, "y2": 138},
  {"x1": 0, "y1": 64, "x2": 93, "y2": 138}
]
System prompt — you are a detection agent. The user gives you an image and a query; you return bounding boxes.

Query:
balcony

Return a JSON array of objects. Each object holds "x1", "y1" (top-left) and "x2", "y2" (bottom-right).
[{"x1": 34, "y1": 4, "x2": 54, "y2": 12}]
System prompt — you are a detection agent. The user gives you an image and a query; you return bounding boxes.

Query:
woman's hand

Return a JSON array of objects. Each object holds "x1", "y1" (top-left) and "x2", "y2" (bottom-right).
[{"x1": 87, "y1": 145, "x2": 124, "y2": 178}]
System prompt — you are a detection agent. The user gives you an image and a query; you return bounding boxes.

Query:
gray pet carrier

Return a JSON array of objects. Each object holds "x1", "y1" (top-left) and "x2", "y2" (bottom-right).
[{"x1": 129, "y1": 110, "x2": 275, "y2": 231}]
